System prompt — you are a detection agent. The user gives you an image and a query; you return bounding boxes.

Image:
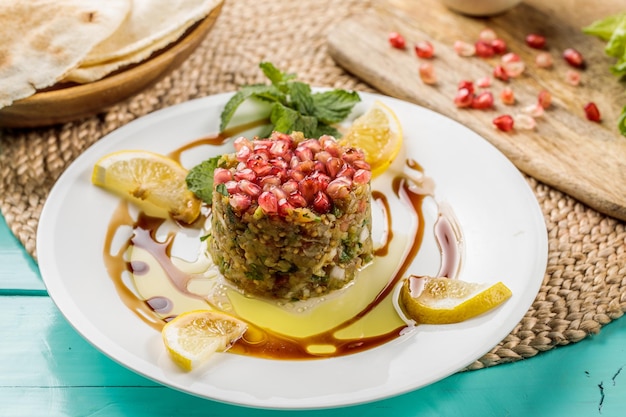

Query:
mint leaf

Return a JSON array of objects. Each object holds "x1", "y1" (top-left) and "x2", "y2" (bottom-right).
[
  {"x1": 288, "y1": 81, "x2": 316, "y2": 116},
  {"x1": 220, "y1": 84, "x2": 283, "y2": 131},
  {"x1": 260, "y1": 61, "x2": 296, "y2": 92},
  {"x1": 313, "y1": 123, "x2": 341, "y2": 138},
  {"x1": 270, "y1": 103, "x2": 318, "y2": 137},
  {"x1": 216, "y1": 183, "x2": 228, "y2": 197},
  {"x1": 312, "y1": 90, "x2": 361, "y2": 124},
  {"x1": 186, "y1": 155, "x2": 222, "y2": 204}
]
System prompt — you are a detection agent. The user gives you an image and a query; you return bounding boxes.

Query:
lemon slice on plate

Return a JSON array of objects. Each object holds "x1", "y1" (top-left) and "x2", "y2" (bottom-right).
[
  {"x1": 399, "y1": 276, "x2": 512, "y2": 324},
  {"x1": 162, "y1": 310, "x2": 248, "y2": 371},
  {"x1": 92, "y1": 150, "x2": 201, "y2": 223},
  {"x1": 339, "y1": 100, "x2": 403, "y2": 177}
]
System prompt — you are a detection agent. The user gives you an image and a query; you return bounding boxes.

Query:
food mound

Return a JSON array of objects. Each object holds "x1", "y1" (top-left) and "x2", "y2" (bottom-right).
[{"x1": 208, "y1": 131, "x2": 374, "y2": 300}]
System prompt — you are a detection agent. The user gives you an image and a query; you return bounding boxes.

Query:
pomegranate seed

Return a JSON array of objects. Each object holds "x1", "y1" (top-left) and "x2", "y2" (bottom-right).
[
  {"x1": 475, "y1": 41, "x2": 495, "y2": 58},
  {"x1": 282, "y1": 179, "x2": 299, "y2": 194},
  {"x1": 514, "y1": 114, "x2": 536, "y2": 130},
  {"x1": 287, "y1": 192, "x2": 307, "y2": 208},
  {"x1": 314, "y1": 150, "x2": 332, "y2": 163},
  {"x1": 584, "y1": 102, "x2": 601, "y2": 122},
  {"x1": 537, "y1": 90, "x2": 552, "y2": 109},
  {"x1": 471, "y1": 91, "x2": 494, "y2": 109},
  {"x1": 351, "y1": 159, "x2": 370, "y2": 171},
  {"x1": 233, "y1": 136, "x2": 253, "y2": 152},
  {"x1": 299, "y1": 138, "x2": 322, "y2": 153},
  {"x1": 476, "y1": 76, "x2": 492, "y2": 88},
  {"x1": 277, "y1": 198, "x2": 294, "y2": 216},
  {"x1": 312, "y1": 191, "x2": 332, "y2": 214},
  {"x1": 225, "y1": 180, "x2": 239, "y2": 194},
  {"x1": 294, "y1": 146, "x2": 313, "y2": 161},
  {"x1": 454, "y1": 40, "x2": 475, "y2": 57},
  {"x1": 478, "y1": 28, "x2": 497, "y2": 42},
  {"x1": 415, "y1": 40, "x2": 435, "y2": 58},
  {"x1": 233, "y1": 167, "x2": 256, "y2": 181},
  {"x1": 493, "y1": 115, "x2": 514, "y2": 132},
  {"x1": 353, "y1": 169, "x2": 372, "y2": 184},
  {"x1": 326, "y1": 177, "x2": 351, "y2": 199},
  {"x1": 565, "y1": 69, "x2": 581, "y2": 86},
  {"x1": 340, "y1": 147, "x2": 364, "y2": 163},
  {"x1": 269, "y1": 185, "x2": 288, "y2": 201},
  {"x1": 229, "y1": 193, "x2": 251, "y2": 212},
  {"x1": 491, "y1": 39, "x2": 507, "y2": 54},
  {"x1": 563, "y1": 48, "x2": 585, "y2": 68},
  {"x1": 238, "y1": 179, "x2": 262, "y2": 197},
  {"x1": 454, "y1": 88, "x2": 474, "y2": 108},
  {"x1": 258, "y1": 191, "x2": 278, "y2": 214},
  {"x1": 336, "y1": 165, "x2": 355, "y2": 179},
  {"x1": 501, "y1": 53, "x2": 525, "y2": 77},
  {"x1": 388, "y1": 32, "x2": 406, "y2": 49},
  {"x1": 522, "y1": 103, "x2": 545, "y2": 118},
  {"x1": 309, "y1": 171, "x2": 331, "y2": 191},
  {"x1": 502, "y1": 52, "x2": 520, "y2": 64},
  {"x1": 322, "y1": 140, "x2": 342, "y2": 157},
  {"x1": 213, "y1": 168, "x2": 233, "y2": 185},
  {"x1": 457, "y1": 80, "x2": 475, "y2": 94},
  {"x1": 419, "y1": 62, "x2": 437, "y2": 84},
  {"x1": 325, "y1": 157, "x2": 343, "y2": 178},
  {"x1": 535, "y1": 52, "x2": 553, "y2": 68},
  {"x1": 493, "y1": 65, "x2": 509, "y2": 81},
  {"x1": 500, "y1": 87, "x2": 515, "y2": 105},
  {"x1": 503, "y1": 60, "x2": 525, "y2": 78},
  {"x1": 298, "y1": 177, "x2": 318, "y2": 202},
  {"x1": 235, "y1": 146, "x2": 251, "y2": 162},
  {"x1": 525, "y1": 33, "x2": 546, "y2": 49}
]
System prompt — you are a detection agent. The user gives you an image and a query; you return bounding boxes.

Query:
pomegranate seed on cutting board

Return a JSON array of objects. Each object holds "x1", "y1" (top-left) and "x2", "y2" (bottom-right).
[{"x1": 326, "y1": 0, "x2": 626, "y2": 222}]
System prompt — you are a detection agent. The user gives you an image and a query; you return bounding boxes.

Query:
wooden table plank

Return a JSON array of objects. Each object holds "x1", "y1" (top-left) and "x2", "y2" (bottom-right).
[
  {"x1": 0, "y1": 216, "x2": 44, "y2": 292},
  {"x1": 2, "y1": 295, "x2": 626, "y2": 416}
]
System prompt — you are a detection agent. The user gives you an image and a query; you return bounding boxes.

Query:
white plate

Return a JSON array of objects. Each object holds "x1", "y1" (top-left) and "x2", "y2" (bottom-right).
[{"x1": 37, "y1": 92, "x2": 548, "y2": 409}]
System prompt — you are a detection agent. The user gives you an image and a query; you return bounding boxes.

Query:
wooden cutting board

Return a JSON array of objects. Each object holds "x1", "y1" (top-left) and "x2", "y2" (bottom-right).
[{"x1": 328, "y1": 0, "x2": 626, "y2": 221}]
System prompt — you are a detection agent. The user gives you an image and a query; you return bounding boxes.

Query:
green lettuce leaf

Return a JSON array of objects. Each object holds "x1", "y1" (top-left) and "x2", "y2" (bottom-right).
[{"x1": 583, "y1": 13, "x2": 626, "y2": 41}]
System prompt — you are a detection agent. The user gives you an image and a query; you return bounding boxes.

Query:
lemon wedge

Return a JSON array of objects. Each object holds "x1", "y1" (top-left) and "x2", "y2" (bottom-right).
[
  {"x1": 162, "y1": 310, "x2": 248, "y2": 371},
  {"x1": 399, "y1": 276, "x2": 512, "y2": 324},
  {"x1": 339, "y1": 100, "x2": 403, "y2": 177},
  {"x1": 92, "y1": 150, "x2": 201, "y2": 223}
]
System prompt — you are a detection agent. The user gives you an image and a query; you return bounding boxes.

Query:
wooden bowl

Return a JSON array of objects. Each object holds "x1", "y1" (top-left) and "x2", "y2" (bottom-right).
[{"x1": 0, "y1": 2, "x2": 223, "y2": 128}]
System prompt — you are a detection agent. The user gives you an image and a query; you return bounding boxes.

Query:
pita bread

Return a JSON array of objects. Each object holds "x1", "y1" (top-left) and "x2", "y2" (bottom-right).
[
  {"x1": 0, "y1": 0, "x2": 130, "y2": 108},
  {"x1": 62, "y1": 24, "x2": 189, "y2": 84},
  {"x1": 80, "y1": 0, "x2": 222, "y2": 66}
]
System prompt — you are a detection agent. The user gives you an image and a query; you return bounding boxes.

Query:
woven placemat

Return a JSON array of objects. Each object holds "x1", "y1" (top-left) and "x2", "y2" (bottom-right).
[{"x1": 1, "y1": 0, "x2": 625, "y2": 370}]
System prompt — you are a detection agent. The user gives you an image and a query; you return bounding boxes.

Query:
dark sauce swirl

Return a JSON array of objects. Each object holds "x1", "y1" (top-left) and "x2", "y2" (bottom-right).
[{"x1": 102, "y1": 131, "x2": 460, "y2": 360}]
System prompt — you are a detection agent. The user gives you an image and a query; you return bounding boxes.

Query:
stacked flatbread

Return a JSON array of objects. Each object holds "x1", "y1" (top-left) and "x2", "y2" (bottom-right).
[{"x1": 0, "y1": 0, "x2": 222, "y2": 109}]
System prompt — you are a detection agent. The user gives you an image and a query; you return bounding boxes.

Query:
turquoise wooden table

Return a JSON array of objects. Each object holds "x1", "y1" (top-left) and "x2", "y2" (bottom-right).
[{"x1": 1, "y1": 214, "x2": 625, "y2": 417}]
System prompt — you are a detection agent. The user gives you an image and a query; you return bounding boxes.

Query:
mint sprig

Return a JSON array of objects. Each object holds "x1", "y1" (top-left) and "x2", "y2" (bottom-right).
[{"x1": 219, "y1": 62, "x2": 360, "y2": 138}]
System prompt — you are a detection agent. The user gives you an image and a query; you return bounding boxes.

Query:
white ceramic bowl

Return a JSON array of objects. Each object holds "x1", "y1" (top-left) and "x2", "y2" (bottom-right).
[{"x1": 439, "y1": 0, "x2": 522, "y2": 16}]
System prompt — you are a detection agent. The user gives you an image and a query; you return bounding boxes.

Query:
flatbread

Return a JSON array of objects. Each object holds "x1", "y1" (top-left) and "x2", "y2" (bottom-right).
[
  {"x1": 80, "y1": 0, "x2": 222, "y2": 66},
  {"x1": 63, "y1": 24, "x2": 189, "y2": 84},
  {"x1": 0, "y1": 0, "x2": 131, "y2": 108}
]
